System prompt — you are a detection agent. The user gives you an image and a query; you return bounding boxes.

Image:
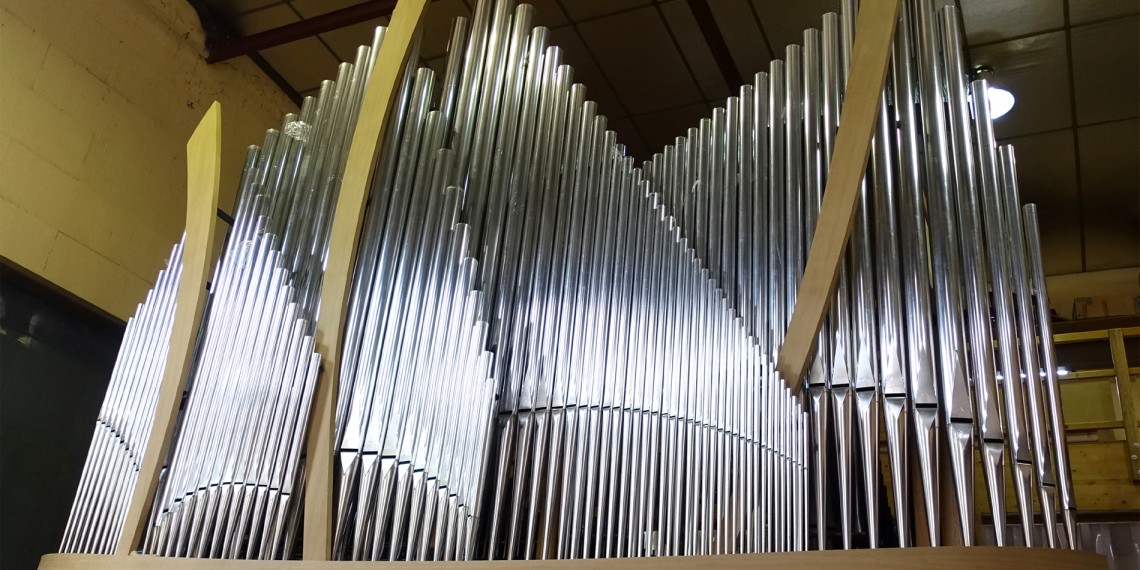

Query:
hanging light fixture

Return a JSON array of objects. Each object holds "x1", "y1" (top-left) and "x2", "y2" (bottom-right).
[
  {"x1": 987, "y1": 85, "x2": 1016, "y2": 119},
  {"x1": 974, "y1": 65, "x2": 1015, "y2": 119}
]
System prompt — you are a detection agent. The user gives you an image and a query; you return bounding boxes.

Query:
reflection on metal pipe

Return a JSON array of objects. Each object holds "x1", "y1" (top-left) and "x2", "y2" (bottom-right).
[{"x1": 62, "y1": 0, "x2": 1076, "y2": 558}]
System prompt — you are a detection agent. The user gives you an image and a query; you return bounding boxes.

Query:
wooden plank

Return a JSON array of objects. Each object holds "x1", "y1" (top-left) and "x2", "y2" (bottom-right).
[
  {"x1": 776, "y1": 0, "x2": 902, "y2": 391},
  {"x1": 1068, "y1": 441, "x2": 1140, "y2": 511},
  {"x1": 1063, "y1": 368, "x2": 1118, "y2": 381},
  {"x1": 1053, "y1": 317, "x2": 1140, "y2": 336},
  {"x1": 1107, "y1": 328, "x2": 1140, "y2": 482},
  {"x1": 972, "y1": 441, "x2": 1140, "y2": 513},
  {"x1": 1067, "y1": 420, "x2": 1138, "y2": 432},
  {"x1": 115, "y1": 102, "x2": 222, "y2": 554},
  {"x1": 301, "y1": 0, "x2": 430, "y2": 560},
  {"x1": 1054, "y1": 330, "x2": 1110, "y2": 344},
  {"x1": 1054, "y1": 326, "x2": 1140, "y2": 345},
  {"x1": 39, "y1": 547, "x2": 1109, "y2": 570}
]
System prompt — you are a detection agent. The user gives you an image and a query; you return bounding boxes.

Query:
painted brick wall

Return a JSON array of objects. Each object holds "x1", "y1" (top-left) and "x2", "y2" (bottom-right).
[{"x1": 0, "y1": 0, "x2": 297, "y2": 319}]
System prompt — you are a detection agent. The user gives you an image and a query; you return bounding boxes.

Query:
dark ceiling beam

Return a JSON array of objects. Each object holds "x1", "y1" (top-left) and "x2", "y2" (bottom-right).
[
  {"x1": 205, "y1": 0, "x2": 400, "y2": 63},
  {"x1": 685, "y1": 0, "x2": 743, "y2": 91}
]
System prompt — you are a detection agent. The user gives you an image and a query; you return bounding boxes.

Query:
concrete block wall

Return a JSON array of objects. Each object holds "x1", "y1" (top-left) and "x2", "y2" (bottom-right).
[{"x1": 0, "y1": 0, "x2": 298, "y2": 320}]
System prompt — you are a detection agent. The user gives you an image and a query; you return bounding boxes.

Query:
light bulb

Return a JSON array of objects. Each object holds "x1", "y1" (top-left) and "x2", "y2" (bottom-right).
[{"x1": 988, "y1": 86, "x2": 1015, "y2": 119}]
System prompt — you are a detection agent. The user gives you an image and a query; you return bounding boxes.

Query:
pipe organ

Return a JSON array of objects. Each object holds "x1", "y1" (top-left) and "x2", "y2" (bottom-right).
[{"x1": 61, "y1": 0, "x2": 1077, "y2": 561}]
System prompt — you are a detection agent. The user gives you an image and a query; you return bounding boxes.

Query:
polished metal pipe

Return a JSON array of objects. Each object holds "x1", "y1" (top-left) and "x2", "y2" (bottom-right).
[
  {"x1": 973, "y1": 78, "x2": 1037, "y2": 546},
  {"x1": 785, "y1": 44, "x2": 804, "y2": 318},
  {"x1": 938, "y1": 6, "x2": 1009, "y2": 548},
  {"x1": 827, "y1": 5, "x2": 857, "y2": 549},
  {"x1": 872, "y1": 52, "x2": 909, "y2": 552},
  {"x1": 1024, "y1": 204, "x2": 1079, "y2": 548},
  {"x1": 915, "y1": 0, "x2": 977, "y2": 546},
  {"x1": 64, "y1": 0, "x2": 1083, "y2": 558},
  {"x1": 998, "y1": 145, "x2": 1060, "y2": 548},
  {"x1": 767, "y1": 60, "x2": 785, "y2": 356},
  {"x1": 892, "y1": 0, "x2": 939, "y2": 547}
]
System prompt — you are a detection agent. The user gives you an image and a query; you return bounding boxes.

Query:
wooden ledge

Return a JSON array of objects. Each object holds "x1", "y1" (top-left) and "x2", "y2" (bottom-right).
[{"x1": 40, "y1": 547, "x2": 1106, "y2": 569}]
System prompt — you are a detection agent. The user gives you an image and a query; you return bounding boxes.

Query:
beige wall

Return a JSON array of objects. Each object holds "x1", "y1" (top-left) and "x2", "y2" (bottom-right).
[
  {"x1": 1046, "y1": 266, "x2": 1140, "y2": 320},
  {"x1": 0, "y1": 0, "x2": 295, "y2": 320}
]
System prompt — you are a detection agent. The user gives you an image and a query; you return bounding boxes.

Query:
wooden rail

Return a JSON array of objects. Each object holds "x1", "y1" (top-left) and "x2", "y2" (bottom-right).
[
  {"x1": 41, "y1": 546, "x2": 1108, "y2": 570},
  {"x1": 776, "y1": 0, "x2": 902, "y2": 391},
  {"x1": 1053, "y1": 326, "x2": 1140, "y2": 344},
  {"x1": 302, "y1": 0, "x2": 430, "y2": 560},
  {"x1": 1106, "y1": 328, "x2": 1140, "y2": 481},
  {"x1": 116, "y1": 102, "x2": 222, "y2": 555}
]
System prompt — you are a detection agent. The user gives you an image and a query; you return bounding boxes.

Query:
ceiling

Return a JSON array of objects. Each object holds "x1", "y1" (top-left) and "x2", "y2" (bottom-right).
[{"x1": 200, "y1": 0, "x2": 1138, "y2": 276}]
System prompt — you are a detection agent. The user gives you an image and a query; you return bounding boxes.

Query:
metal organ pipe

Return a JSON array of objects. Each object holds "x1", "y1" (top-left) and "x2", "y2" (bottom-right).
[{"x1": 61, "y1": 0, "x2": 1077, "y2": 559}]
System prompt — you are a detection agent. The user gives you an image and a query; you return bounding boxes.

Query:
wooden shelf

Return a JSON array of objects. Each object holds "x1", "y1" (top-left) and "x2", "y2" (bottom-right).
[{"x1": 39, "y1": 547, "x2": 1107, "y2": 569}]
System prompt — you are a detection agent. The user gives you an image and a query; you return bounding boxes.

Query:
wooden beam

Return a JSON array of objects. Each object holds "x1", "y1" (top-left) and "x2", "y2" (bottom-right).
[
  {"x1": 1054, "y1": 326, "x2": 1140, "y2": 345},
  {"x1": 301, "y1": 0, "x2": 430, "y2": 560},
  {"x1": 1107, "y1": 328, "x2": 1140, "y2": 482},
  {"x1": 776, "y1": 0, "x2": 901, "y2": 392},
  {"x1": 40, "y1": 547, "x2": 1109, "y2": 570},
  {"x1": 685, "y1": 0, "x2": 744, "y2": 90},
  {"x1": 115, "y1": 102, "x2": 222, "y2": 554},
  {"x1": 1061, "y1": 367, "x2": 1123, "y2": 381}
]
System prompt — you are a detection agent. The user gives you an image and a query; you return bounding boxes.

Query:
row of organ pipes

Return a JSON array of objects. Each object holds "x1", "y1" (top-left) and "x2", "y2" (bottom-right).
[{"x1": 61, "y1": 0, "x2": 1077, "y2": 560}]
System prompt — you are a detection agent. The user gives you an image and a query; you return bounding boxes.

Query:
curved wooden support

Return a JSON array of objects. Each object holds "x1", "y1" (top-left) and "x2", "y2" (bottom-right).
[
  {"x1": 302, "y1": 0, "x2": 430, "y2": 560},
  {"x1": 42, "y1": 547, "x2": 1108, "y2": 569},
  {"x1": 777, "y1": 0, "x2": 901, "y2": 392},
  {"x1": 115, "y1": 102, "x2": 223, "y2": 555}
]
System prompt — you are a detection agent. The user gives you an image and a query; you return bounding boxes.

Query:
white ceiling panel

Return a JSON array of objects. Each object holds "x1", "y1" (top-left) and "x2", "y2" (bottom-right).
[
  {"x1": 970, "y1": 31, "x2": 1072, "y2": 139},
  {"x1": 557, "y1": 0, "x2": 653, "y2": 22},
  {"x1": 419, "y1": 0, "x2": 472, "y2": 60},
  {"x1": 578, "y1": 6, "x2": 703, "y2": 115},
  {"x1": 609, "y1": 116, "x2": 650, "y2": 160},
  {"x1": 708, "y1": 0, "x2": 771, "y2": 79},
  {"x1": 1083, "y1": 197, "x2": 1140, "y2": 271},
  {"x1": 1071, "y1": 16, "x2": 1140, "y2": 125},
  {"x1": 228, "y1": 0, "x2": 285, "y2": 15},
  {"x1": 659, "y1": 0, "x2": 732, "y2": 102},
  {"x1": 319, "y1": 17, "x2": 389, "y2": 62},
  {"x1": 259, "y1": 37, "x2": 341, "y2": 92},
  {"x1": 527, "y1": 0, "x2": 570, "y2": 28},
  {"x1": 1000, "y1": 130, "x2": 1079, "y2": 207},
  {"x1": 959, "y1": 0, "x2": 1064, "y2": 45},
  {"x1": 289, "y1": 0, "x2": 360, "y2": 18},
  {"x1": 1068, "y1": 0, "x2": 1140, "y2": 25},
  {"x1": 749, "y1": 0, "x2": 840, "y2": 55},
  {"x1": 633, "y1": 102, "x2": 711, "y2": 157},
  {"x1": 1033, "y1": 205, "x2": 1085, "y2": 275},
  {"x1": 547, "y1": 27, "x2": 626, "y2": 119},
  {"x1": 1078, "y1": 118, "x2": 1140, "y2": 206},
  {"x1": 235, "y1": 4, "x2": 298, "y2": 36}
]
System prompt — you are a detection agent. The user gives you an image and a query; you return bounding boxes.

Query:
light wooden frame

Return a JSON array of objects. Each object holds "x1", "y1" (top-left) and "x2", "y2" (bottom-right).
[
  {"x1": 40, "y1": 546, "x2": 1110, "y2": 569},
  {"x1": 117, "y1": 101, "x2": 222, "y2": 555}
]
